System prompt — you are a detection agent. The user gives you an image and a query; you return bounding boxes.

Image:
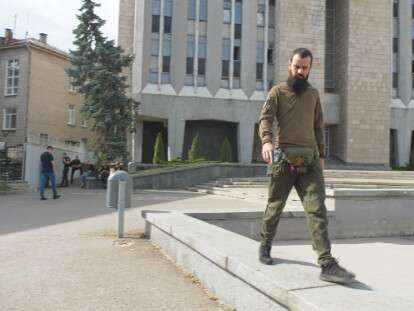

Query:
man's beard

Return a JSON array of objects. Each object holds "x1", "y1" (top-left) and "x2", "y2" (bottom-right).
[{"x1": 287, "y1": 73, "x2": 309, "y2": 94}]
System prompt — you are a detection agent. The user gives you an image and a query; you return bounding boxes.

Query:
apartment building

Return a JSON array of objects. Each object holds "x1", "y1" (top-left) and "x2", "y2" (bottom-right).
[
  {"x1": 0, "y1": 29, "x2": 89, "y2": 152},
  {"x1": 119, "y1": 0, "x2": 397, "y2": 167}
]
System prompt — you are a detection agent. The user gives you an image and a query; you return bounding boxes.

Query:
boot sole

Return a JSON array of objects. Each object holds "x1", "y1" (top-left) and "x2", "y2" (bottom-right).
[
  {"x1": 320, "y1": 274, "x2": 355, "y2": 284},
  {"x1": 259, "y1": 258, "x2": 274, "y2": 265}
]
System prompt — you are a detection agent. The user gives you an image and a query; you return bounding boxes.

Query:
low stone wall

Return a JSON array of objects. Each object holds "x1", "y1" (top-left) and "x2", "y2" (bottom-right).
[{"x1": 131, "y1": 163, "x2": 266, "y2": 189}]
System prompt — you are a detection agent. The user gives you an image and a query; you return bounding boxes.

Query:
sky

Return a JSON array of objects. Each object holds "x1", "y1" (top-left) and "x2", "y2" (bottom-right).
[{"x1": 0, "y1": 0, "x2": 119, "y2": 52}]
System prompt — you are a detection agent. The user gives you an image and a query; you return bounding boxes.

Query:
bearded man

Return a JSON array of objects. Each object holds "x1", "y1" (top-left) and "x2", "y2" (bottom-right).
[{"x1": 258, "y1": 48, "x2": 355, "y2": 284}]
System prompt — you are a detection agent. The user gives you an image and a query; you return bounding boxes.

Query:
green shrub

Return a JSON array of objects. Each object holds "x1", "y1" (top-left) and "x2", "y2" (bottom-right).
[
  {"x1": 188, "y1": 133, "x2": 202, "y2": 162},
  {"x1": 153, "y1": 132, "x2": 166, "y2": 164},
  {"x1": 220, "y1": 137, "x2": 233, "y2": 162}
]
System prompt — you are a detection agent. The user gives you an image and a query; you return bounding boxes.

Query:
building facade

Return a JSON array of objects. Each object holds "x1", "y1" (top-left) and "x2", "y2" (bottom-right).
[
  {"x1": 119, "y1": 0, "x2": 398, "y2": 167},
  {"x1": 0, "y1": 29, "x2": 90, "y2": 152},
  {"x1": 392, "y1": 0, "x2": 414, "y2": 167}
]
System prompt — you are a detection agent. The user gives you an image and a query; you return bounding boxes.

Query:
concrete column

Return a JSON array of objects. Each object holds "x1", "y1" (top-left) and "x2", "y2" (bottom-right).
[
  {"x1": 132, "y1": 120, "x2": 143, "y2": 163},
  {"x1": 398, "y1": 0, "x2": 412, "y2": 104},
  {"x1": 238, "y1": 122, "x2": 255, "y2": 163},
  {"x1": 206, "y1": 0, "x2": 222, "y2": 95},
  {"x1": 168, "y1": 119, "x2": 186, "y2": 160},
  {"x1": 157, "y1": 0, "x2": 165, "y2": 88},
  {"x1": 229, "y1": 0, "x2": 235, "y2": 89},
  {"x1": 194, "y1": 0, "x2": 200, "y2": 88},
  {"x1": 171, "y1": 0, "x2": 187, "y2": 92},
  {"x1": 396, "y1": 111, "x2": 412, "y2": 166},
  {"x1": 240, "y1": 0, "x2": 257, "y2": 97},
  {"x1": 263, "y1": 0, "x2": 269, "y2": 93}
]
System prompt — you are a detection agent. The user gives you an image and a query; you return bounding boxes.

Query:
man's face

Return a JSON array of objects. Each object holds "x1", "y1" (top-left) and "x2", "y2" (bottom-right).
[
  {"x1": 47, "y1": 147, "x2": 53, "y2": 154},
  {"x1": 288, "y1": 54, "x2": 312, "y2": 80}
]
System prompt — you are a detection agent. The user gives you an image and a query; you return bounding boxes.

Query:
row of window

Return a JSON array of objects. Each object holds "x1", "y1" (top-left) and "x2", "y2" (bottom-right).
[{"x1": 1, "y1": 107, "x2": 86, "y2": 130}]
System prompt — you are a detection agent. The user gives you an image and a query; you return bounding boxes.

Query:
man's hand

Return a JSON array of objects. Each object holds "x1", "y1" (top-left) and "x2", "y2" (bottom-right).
[
  {"x1": 319, "y1": 158, "x2": 325, "y2": 170},
  {"x1": 262, "y1": 142, "x2": 274, "y2": 163}
]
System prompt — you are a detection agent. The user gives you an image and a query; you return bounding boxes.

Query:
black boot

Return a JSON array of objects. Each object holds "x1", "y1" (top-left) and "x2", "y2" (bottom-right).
[
  {"x1": 53, "y1": 194, "x2": 61, "y2": 199},
  {"x1": 259, "y1": 244, "x2": 273, "y2": 265},
  {"x1": 320, "y1": 258, "x2": 356, "y2": 284}
]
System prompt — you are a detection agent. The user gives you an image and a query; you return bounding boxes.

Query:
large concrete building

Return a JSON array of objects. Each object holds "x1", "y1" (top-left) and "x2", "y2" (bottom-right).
[
  {"x1": 119, "y1": 0, "x2": 412, "y2": 167},
  {"x1": 0, "y1": 29, "x2": 90, "y2": 151}
]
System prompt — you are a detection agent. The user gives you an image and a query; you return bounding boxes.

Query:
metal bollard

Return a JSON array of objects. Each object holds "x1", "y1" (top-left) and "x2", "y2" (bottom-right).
[
  {"x1": 117, "y1": 180, "x2": 127, "y2": 238},
  {"x1": 106, "y1": 170, "x2": 132, "y2": 239}
]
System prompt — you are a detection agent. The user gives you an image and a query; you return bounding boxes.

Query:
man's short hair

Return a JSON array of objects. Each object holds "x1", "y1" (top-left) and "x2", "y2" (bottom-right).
[
  {"x1": 290, "y1": 48, "x2": 313, "y2": 64},
  {"x1": 46, "y1": 145, "x2": 53, "y2": 150}
]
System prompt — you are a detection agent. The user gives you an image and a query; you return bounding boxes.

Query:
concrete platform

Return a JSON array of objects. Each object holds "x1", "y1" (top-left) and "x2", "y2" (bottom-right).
[{"x1": 144, "y1": 211, "x2": 414, "y2": 311}]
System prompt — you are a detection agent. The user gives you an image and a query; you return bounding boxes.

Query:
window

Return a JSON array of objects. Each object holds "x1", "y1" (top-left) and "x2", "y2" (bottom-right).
[
  {"x1": 267, "y1": 47, "x2": 273, "y2": 64},
  {"x1": 5, "y1": 59, "x2": 19, "y2": 96},
  {"x1": 393, "y1": 1, "x2": 399, "y2": 18},
  {"x1": 2, "y1": 108, "x2": 17, "y2": 130},
  {"x1": 199, "y1": 0, "x2": 207, "y2": 21},
  {"x1": 162, "y1": 56, "x2": 170, "y2": 73},
  {"x1": 198, "y1": 58, "x2": 206, "y2": 75},
  {"x1": 223, "y1": 0, "x2": 231, "y2": 23},
  {"x1": 68, "y1": 105, "x2": 76, "y2": 126},
  {"x1": 222, "y1": 60, "x2": 229, "y2": 78},
  {"x1": 394, "y1": 37, "x2": 399, "y2": 54},
  {"x1": 257, "y1": 4, "x2": 265, "y2": 27},
  {"x1": 393, "y1": 72, "x2": 398, "y2": 89},
  {"x1": 152, "y1": 15, "x2": 160, "y2": 33},
  {"x1": 235, "y1": 24, "x2": 242, "y2": 39},
  {"x1": 198, "y1": 36, "x2": 207, "y2": 84},
  {"x1": 152, "y1": 0, "x2": 161, "y2": 15},
  {"x1": 256, "y1": 41, "x2": 264, "y2": 85},
  {"x1": 256, "y1": 63, "x2": 263, "y2": 80},
  {"x1": 150, "y1": 56, "x2": 158, "y2": 83},
  {"x1": 189, "y1": 0, "x2": 207, "y2": 21},
  {"x1": 39, "y1": 134, "x2": 48, "y2": 145},
  {"x1": 186, "y1": 57, "x2": 194, "y2": 75},
  {"x1": 411, "y1": 65, "x2": 414, "y2": 89},
  {"x1": 164, "y1": 16, "x2": 172, "y2": 33},
  {"x1": 269, "y1": 0, "x2": 275, "y2": 27},
  {"x1": 222, "y1": 39, "x2": 231, "y2": 80},
  {"x1": 151, "y1": 33, "x2": 159, "y2": 55},
  {"x1": 164, "y1": 0, "x2": 172, "y2": 16},
  {"x1": 233, "y1": 61, "x2": 240, "y2": 77},
  {"x1": 188, "y1": 0, "x2": 196, "y2": 19}
]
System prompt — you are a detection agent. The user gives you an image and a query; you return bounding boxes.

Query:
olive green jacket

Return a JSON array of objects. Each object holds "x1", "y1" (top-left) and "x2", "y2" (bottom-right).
[{"x1": 258, "y1": 81, "x2": 325, "y2": 158}]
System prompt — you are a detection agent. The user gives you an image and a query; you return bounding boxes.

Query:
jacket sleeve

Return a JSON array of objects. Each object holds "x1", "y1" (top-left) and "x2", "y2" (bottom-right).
[
  {"x1": 314, "y1": 92, "x2": 326, "y2": 158},
  {"x1": 259, "y1": 88, "x2": 277, "y2": 145}
]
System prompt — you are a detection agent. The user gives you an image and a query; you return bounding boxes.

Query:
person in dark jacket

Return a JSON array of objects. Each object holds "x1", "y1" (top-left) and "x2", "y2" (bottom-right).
[
  {"x1": 70, "y1": 156, "x2": 83, "y2": 184},
  {"x1": 39, "y1": 146, "x2": 60, "y2": 200},
  {"x1": 60, "y1": 153, "x2": 71, "y2": 187}
]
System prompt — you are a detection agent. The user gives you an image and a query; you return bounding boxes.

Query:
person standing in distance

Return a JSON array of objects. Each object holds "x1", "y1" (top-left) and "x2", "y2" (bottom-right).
[
  {"x1": 39, "y1": 146, "x2": 60, "y2": 200},
  {"x1": 60, "y1": 153, "x2": 71, "y2": 187},
  {"x1": 258, "y1": 48, "x2": 355, "y2": 284}
]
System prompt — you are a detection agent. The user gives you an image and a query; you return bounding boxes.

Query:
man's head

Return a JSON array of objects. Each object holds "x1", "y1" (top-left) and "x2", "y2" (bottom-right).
[
  {"x1": 288, "y1": 48, "x2": 313, "y2": 94},
  {"x1": 46, "y1": 146, "x2": 53, "y2": 153}
]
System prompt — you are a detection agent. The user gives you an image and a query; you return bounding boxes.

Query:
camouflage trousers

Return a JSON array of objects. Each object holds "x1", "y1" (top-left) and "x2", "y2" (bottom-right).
[{"x1": 260, "y1": 159, "x2": 332, "y2": 266}]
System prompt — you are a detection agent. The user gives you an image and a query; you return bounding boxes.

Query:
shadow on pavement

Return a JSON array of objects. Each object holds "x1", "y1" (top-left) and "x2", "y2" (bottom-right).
[{"x1": 0, "y1": 187, "x2": 205, "y2": 236}]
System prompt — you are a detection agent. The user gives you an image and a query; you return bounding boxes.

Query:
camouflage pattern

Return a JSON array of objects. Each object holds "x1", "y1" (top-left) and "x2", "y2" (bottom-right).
[{"x1": 260, "y1": 156, "x2": 333, "y2": 266}]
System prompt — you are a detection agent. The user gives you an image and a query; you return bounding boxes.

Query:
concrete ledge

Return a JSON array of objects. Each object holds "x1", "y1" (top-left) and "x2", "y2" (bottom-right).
[
  {"x1": 144, "y1": 212, "x2": 413, "y2": 311},
  {"x1": 132, "y1": 163, "x2": 266, "y2": 189}
]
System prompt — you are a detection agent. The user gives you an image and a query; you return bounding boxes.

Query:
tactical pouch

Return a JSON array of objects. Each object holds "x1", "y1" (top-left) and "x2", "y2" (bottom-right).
[
  {"x1": 266, "y1": 149, "x2": 286, "y2": 176},
  {"x1": 282, "y1": 147, "x2": 316, "y2": 173}
]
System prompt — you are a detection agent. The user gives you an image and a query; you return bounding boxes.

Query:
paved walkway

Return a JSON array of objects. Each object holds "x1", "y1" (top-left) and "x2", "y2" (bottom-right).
[{"x1": 0, "y1": 188, "x2": 243, "y2": 311}]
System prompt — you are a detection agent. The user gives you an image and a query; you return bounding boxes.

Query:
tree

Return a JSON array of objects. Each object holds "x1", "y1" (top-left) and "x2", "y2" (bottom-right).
[
  {"x1": 220, "y1": 137, "x2": 233, "y2": 162},
  {"x1": 188, "y1": 133, "x2": 202, "y2": 162},
  {"x1": 153, "y1": 132, "x2": 166, "y2": 164},
  {"x1": 66, "y1": 0, "x2": 138, "y2": 162}
]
